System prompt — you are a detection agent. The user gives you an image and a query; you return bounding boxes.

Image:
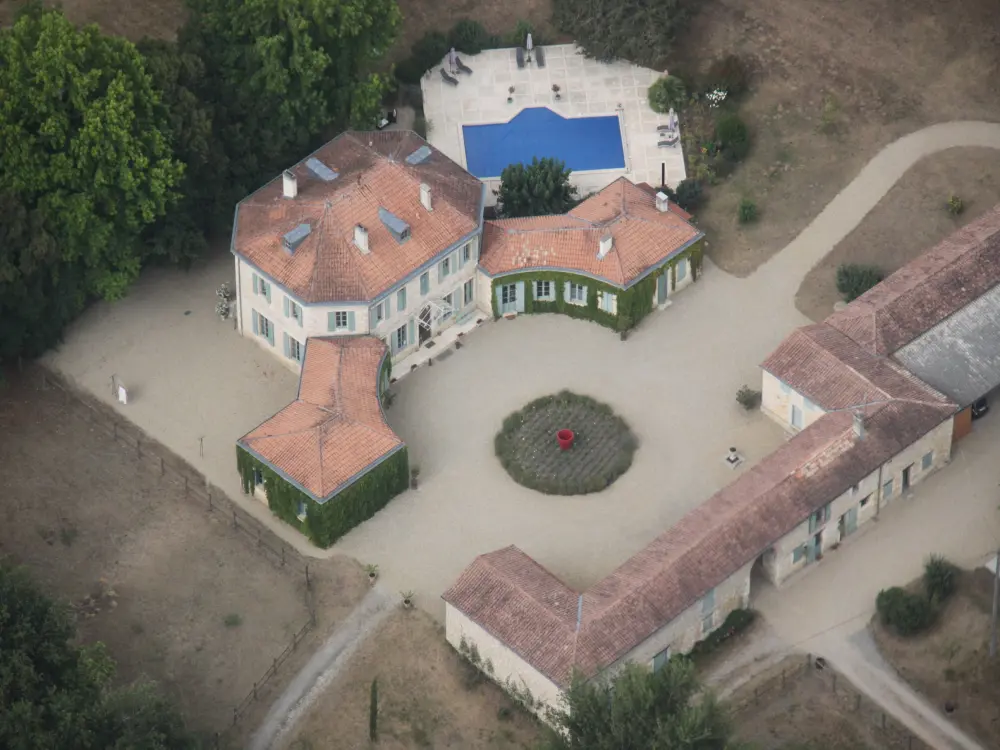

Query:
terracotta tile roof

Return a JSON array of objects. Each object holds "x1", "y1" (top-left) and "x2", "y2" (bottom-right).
[
  {"x1": 233, "y1": 131, "x2": 483, "y2": 303},
  {"x1": 760, "y1": 323, "x2": 954, "y2": 412},
  {"x1": 479, "y1": 178, "x2": 702, "y2": 287},
  {"x1": 444, "y1": 399, "x2": 953, "y2": 688},
  {"x1": 634, "y1": 182, "x2": 694, "y2": 220},
  {"x1": 825, "y1": 204, "x2": 1000, "y2": 356},
  {"x1": 238, "y1": 337, "x2": 402, "y2": 501}
]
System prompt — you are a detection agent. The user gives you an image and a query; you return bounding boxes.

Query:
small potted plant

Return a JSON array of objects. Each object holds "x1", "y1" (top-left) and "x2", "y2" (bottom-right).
[
  {"x1": 552, "y1": 84, "x2": 561, "y2": 101},
  {"x1": 507, "y1": 86, "x2": 515, "y2": 104},
  {"x1": 401, "y1": 590, "x2": 415, "y2": 609},
  {"x1": 216, "y1": 282, "x2": 235, "y2": 320},
  {"x1": 410, "y1": 466, "x2": 420, "y2": 490},
  {"x1": 364, "y1": 563, "x2": 379, "y2": 585}
]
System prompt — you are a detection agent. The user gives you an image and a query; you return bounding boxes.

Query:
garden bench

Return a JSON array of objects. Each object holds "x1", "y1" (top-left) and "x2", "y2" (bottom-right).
[
  {"x1": 440, "y1": 68, "x2": 459, "y2": 86},
  {"x1": 455, "y1": 57, "x2": 473, "y2": 75}
]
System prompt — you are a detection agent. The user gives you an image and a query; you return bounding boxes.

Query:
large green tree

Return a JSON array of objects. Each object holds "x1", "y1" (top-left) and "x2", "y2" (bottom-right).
[
  {"x1": 553, "y1": 0, "x2": 690, "y2": 68},
  {"x1": 0, "y1": 3, "x2": 182, "y2": 361},
  {"x1": 497, "y1": 157, "x2": 579, "y2": 218},
  {"x1": 180, "y1": 0, "x2": 400, "y2": 194},
  {"x1": 0, "y1": 565, "x2": 199, "y2": 750},
  {"x1": 0, "y1": 3, "x2": 183, "y2": 298},
  {"x1": 544, "y1": 659, "x2": 740, "y2": 749}
]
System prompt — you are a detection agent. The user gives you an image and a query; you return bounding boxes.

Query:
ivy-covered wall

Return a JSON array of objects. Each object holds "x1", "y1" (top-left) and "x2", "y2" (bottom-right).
[
  {"x1": 489, "y1": 240, "x2": 703, "y2": 332},
  {"x1": 237, "y1": 445, "x2": 409, "y2": 548}
]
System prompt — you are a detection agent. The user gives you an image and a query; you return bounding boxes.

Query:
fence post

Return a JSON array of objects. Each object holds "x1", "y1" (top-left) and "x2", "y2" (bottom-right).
[
  {"x1": 160, "y1": 456, "x2": 165, "y2": 476},
  {"x1": 831, "y1": 673, "x2": 837, "y2": 693},
  {"x1": 881, "y1": 712, "x2": 886, "y2": 730},
  {"x1": 274, "y1": 656, "x2": 278, "y2": 674},
  {"x1": 253, "y1": 682, "x2": 257, "y2": 701},
  {"x1": 305, "y1": 564, "x2": 311, "y2": 589},
  {"x1": 855, "y1": 693, "x2": 861, "y2": 712},
  {"x1": 281, "y1": 546, "x2": 286, "y2": 566},
  {"x1": 233, "y1": 510, "x2": 238, "y2": 530},
  {"x1": 136, "y1": 437, "x2": 141, "y2": 460},
  {"x1": 233, "y1": 708, "x2": 238, "y2": 726}
]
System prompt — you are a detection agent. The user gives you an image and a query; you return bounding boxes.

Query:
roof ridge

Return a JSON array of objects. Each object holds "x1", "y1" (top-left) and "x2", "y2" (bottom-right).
[{"x1": 481, "y1": 554, "x2": 578, "y2": 627}]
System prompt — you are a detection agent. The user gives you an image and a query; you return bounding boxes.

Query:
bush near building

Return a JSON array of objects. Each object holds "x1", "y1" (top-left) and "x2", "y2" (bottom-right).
[{"x1": 836, "y1": 263, "x2": 884, "y2": 302}]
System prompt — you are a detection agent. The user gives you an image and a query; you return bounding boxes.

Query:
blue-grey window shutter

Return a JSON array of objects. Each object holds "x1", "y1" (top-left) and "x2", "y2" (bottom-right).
[
  {"x1": 515, "y1": 282, "x2": 525, "y2": 313},
  {"x1": 368, "y1": 306, "x2": 376, "y2": 329},
  {"x1": 495, "y1": 285, "x2": 503, "y2": 311},
  {"x1": 459, "y1": 245, "x2": 467, "y2": 267},
  {"x1": 252, "y1": 310, "x2": 259, "y2": 335},
  {"x1": 264, "y1": 283, "x2": 271, "y2": 303},
  {"x1": 283, "y1": 332, "x2": 289, "y2": 357},
  {"x1": 421, "y1": 273, "x2": 429, "y2": 295},
  {"x1": 564, "y1": 282, "x2": 571, "y2": 301},
  {"x1": 385, "y1": 297, "x2": 391, "y2": 317},
  {"x1": 297, "y1": 304, "x2": 303, "y2": 327},
  {"x1": 252, "y1": 274, "x2": 259, "y2": 294},
  {"x1": 283, "y1": 296, "x2": 289, "y2": 317},
  {"x1": 327, "y1": 312, "x2": 336, "y2": 331},
  {"x1": 438, "y1": 261, "x2": 444, "y2": 283},
  {"x1": 348, "y1": 311, "x2": 356, "y2": 332},
  {"x1": 582, "y1": 286, "x2": 588, "y2": 305},
  {"x1": 267, "y1": 322, "x2": 274, "y2": 346},
  {"x1": 408, "y1": 319, "x2": 415, "y2": 346},
  {"x1": 398, "y1": 288, "x2": 406, "y2": 311}
]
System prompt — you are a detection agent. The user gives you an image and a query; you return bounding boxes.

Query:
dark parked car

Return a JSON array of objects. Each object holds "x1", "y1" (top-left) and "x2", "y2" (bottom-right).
[{"x1": 971, "y1": 396, "x2": 989, "y2": 420}]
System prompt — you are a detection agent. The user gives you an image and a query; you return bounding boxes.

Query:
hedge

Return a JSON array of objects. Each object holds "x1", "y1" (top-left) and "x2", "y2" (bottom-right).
[
  {"x1": 237, "y1": 445, "x2": 409, "y2": 548},
  {"x1": 689, "y1": 608, "x2": 756, "y2": 658},
  {"x1": 489, "y1": 242, "x2": 703, "y2": 332},
  {"x1": 875, "y1": 586, "x2": 936, "y2": 636}
]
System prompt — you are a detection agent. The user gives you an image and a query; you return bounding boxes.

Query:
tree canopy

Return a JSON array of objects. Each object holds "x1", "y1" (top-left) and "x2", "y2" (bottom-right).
[
  {"x1": 497, "y1": 157, "x2": 579, "y2": 218},
  {"x1": 553, "y1": 0, "x2": 690, "y2": 68},
  {"x1": 0, "y1": 2, "x2": 182, "y2": 361},
  {"x1": 544, "y1": 659, "x2": 740, "y2": 750},
  {"x1": 0, "y1": 564, "x2": 199, "y2": 750},
  {"x1": 180, "y1": 0, "x2": 400, "y2": 194}
]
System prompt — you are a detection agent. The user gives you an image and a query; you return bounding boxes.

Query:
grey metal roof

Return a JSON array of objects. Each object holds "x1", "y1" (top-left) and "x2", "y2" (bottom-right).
[
  {"x1": 378, "y1": 207, "x2": 410, "y2": 242},
  {"x1": 282, "y1": 223, "x2": 312, "y2": 253},
  {"x1": 306, "y1": 157, "x2": 338, "y2": 182},
  {"x1": 405, "y1": 145, "x2": 432, "y2": 165},
  {"x1": 894, "y1": 282, "x2": 1000, "y2": 406}
]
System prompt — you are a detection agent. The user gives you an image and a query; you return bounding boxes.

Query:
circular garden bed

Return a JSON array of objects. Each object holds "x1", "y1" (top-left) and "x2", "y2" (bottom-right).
[{"x1": 494, "y1": 390, "x2": 637, "y2": 495}]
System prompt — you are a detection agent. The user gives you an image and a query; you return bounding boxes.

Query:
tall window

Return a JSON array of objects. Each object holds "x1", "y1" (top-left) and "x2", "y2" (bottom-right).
[
  {"x1": 463, "y1": 279, "x2": 474, "y2": 306},
  {"x1": 397, "y1": 287, "x2": 407, "y2": 311},
  {"x1": 420, "y1": 272, "x2": 430, "y2": 295},
  {"x1": 439, "y1": 257, "x2": 451, "y2": 279},
  {"x1": 676, "y1": 258, "x2": 688, "y2": 282},
  {"x1": 501, "y1": 284, "x2": 517, "y2": 306},
  {"x1": 535, "y1": 280, "x2": 552, "y2": 300},
  {"x1": 568, "y1": 283, "x2": 586, "y2": 303},
  {"x1": 395, "y1": 323, "x2": 407, "y2": 351},
  {"x1": 286, "y1": 297, "x2": 302, "y2": 323},
  {"x1": 287, "y1": 336, "x2": 303, "y2": 362},
  {"x1": 462, "y1": 243, "x2": 472, "y2": 265},
  {"x1": 334, "y1": 311, "x2": 349, "y2": 329},
  {"x1": 443, "y1": 292, "x2": 454, "y2": 319},
  {"x1": 374, "y1": 301, "x2": 386, "y2": 323}
]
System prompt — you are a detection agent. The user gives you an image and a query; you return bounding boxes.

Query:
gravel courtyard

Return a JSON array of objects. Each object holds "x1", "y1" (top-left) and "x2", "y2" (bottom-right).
[{"x1": 44, "y1": 242, "x2": 801, "y2": 617}]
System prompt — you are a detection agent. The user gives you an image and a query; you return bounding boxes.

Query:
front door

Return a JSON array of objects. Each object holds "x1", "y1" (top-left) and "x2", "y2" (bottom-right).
[
  {"x1": 418, "y1": 306, "x2": 432, "y2": 345},
  {"x1": 499, "y1": 283, "x2": 518, "y2": 314},
  {"x1": 839, "y1": 507, "x2": 858, "y2": 538},
  {"x1": 657, "y1": 273, "x2": 668, "y2": 305},
  {"x1": 902, "y1": 464, "x2": 912, "y2": 491}
]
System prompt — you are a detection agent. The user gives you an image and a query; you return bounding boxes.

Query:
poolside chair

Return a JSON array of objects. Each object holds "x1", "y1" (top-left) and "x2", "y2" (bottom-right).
[
  {"x1": 535, "y1": 46, "x2": 546, "y2": 68},
  {"x1": 516, "y1": 47, "x2": 525, "y2": 69},
  {"x1": 657, "y1": 123, "x2": 677, "y2": 133},
  {"x1": 455, "y1": 57, "x2": 473, "y2": 75},
  {"x1": 658, "y1": 133, "x2": 680, "y2": 148},
  {"x1": 440, "y1": 68, "x2": 459, "y2": 86}
]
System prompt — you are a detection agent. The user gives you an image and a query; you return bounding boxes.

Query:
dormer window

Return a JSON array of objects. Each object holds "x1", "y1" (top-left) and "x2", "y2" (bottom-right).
[
  {"x1": 378, "y1": 207, "x2": 410, "y2": 243},
  {"x1": 282, "y1": 223, "x2": 311, "y2": 254}
]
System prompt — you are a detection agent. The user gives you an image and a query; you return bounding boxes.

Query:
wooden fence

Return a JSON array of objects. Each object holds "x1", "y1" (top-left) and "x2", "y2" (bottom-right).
[
  {"x1": 35, "y1": 366, "x2": 318, "y2": 743},
  {"x1": 729, "y1": 653, "x2": 931, "y2": 750}
]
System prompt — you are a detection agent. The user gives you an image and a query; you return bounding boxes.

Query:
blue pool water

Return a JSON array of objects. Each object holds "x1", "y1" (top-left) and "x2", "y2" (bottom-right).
[{"x1": 462, "y1": 107, "x2": 625, "y2": 178}]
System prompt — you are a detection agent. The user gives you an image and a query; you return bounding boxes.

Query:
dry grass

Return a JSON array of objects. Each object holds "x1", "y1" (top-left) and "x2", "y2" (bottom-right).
[
  {"x1": 281, "y1": 609, "x2": 543, "y2": 750},
  {"x1": 0, "y1": 0, "x2": 187, "y2": 40},
  {"x1": 795, "y1": 147, "x2": 1000, "y2": 321},
  {"x1": 669, "y1": 0, "x2": 1000, "y2": 276},
  {"x1": 0, "y1": 373, "x2": 368, "y2": 740},
  {"x1": 871, "y1": 568, "x2": 1000, "y2": 748}
]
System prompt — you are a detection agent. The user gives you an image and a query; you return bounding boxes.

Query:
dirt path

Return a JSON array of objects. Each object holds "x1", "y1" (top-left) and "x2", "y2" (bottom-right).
[{"x1": 248, "y1": 586, "x2": 394, "y2": 750}]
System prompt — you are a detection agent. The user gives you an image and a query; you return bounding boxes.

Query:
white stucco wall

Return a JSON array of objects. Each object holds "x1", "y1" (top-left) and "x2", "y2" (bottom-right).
[
  {"x1": 445, "y1": 603, "x2": 564, "y2": 719},
  {"x1": 234, "y1": 235, "x2": 482, "y2": 372},
  {"x1": 761, "y1": 370, "x2": 827, "y2": 432},
  {"x1": 763, "y1": 415, "x2": 954, "y2": 585}
]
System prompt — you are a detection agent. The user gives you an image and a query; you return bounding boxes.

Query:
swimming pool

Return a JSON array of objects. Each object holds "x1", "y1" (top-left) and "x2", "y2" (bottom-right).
[{"x1": 462, "y1": 107, "x2": 626, "y2": 178}]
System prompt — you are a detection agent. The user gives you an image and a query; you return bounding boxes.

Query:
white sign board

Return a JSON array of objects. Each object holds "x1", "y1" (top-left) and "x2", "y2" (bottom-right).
[{"x1": 117, "y1": 384, "x2": 128, "y2": 405}]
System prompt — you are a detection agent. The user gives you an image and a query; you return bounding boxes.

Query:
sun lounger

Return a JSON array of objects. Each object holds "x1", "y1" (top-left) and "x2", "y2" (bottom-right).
[
  {"x1": 657, "y1": 123, "x2": 676, "y2": 132},
  {"x1": 455, "y1": 57, "x2": 473, "y2": 75},
  {"x1": 658, "y1": 134, "x2": 680, "y2": 148},
  {"x1": 440, "y1": 68, "x2": 459, "y2": 86},
  {"x1": 535, "y1": 46, "x2": 546, "y2": 68},
  {"x1": 516, "y1": 47, "x2": 525, "y2": 69}
]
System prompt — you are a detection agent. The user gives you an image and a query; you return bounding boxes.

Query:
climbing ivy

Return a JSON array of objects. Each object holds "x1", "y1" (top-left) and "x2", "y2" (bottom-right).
[
  {"x1": 236, "y1": 445, "x2": 409, "y2": 547},
  {"x1": 489, "y1": 240, "x2": 702, "y2": 332}
]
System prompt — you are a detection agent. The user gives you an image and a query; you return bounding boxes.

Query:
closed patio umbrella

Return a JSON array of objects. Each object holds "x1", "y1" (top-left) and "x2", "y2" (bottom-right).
[
  {"x1": 449, "y1": 47, "x2": 458, "y2": 73},
  {"x1": 525, "y1": 33, "x2": 533, "y2": 62}
]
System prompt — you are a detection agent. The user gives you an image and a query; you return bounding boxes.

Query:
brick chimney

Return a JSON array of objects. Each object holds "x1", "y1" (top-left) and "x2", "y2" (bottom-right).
[
  {"x1": 282, "y1": 170, "x2": 297, "y2": 199},
  {"x1": 354, "y1": 225, "x2": 369, "y2": 254},
  {"x1": 655, "y1": 191, "x2": 670, "y2": 213},
  {"x1": 420, "y1": 183, "x2": 433, "y2": 211}
]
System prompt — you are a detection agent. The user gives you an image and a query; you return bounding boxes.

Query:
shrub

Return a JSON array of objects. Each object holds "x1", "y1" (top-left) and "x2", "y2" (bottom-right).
[
  {"x1": 413, "y1": 115, "x2": 428, "y2": 138},
  {"x1": 673, "y1": 179, "x2": 703, "y2": 211},
  {"x1": 947, "y1": 195, "x2": 964, "y2": 216},
  {"x1": 648, "y1": 75, "x2": 686, "y2": 113},
  {"x1": 923, "y1": 555, "x2": 959, "y2": 604},
  {"x1": 505, "y1": 19, "x2": 541, "y2": 47},
  {"x1": 690, "y1": 608, "x2": 757, "y2": 656},
  {"x1": 836, "y1": 263, "x2": 884, "y2": 302},
  {"x1": 396, "y1": 31, "x2": 450, "y2": 84},
  {"x1": 706, "y1": 54, "x2": 751, "y2": 98},
  {"x1": 738, "y1": 198, "x2": 757, "y2": 224},
  {"x1": 448, "y1": 19, "x2": 491, "y2": 54},
  {"x1": 715, "y1": 112, "x2": 750, "y2": 163},
  {"x1": 736, "y1": 385, "x2": 761, "y2": 410},
  {"x1": 876, "y1": 587, "x2": 936, "y2": 636}
]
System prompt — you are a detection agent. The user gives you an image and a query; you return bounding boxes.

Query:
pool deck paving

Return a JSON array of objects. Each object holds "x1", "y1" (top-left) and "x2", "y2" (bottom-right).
[
  {"x1": 421, "y1": 44, "x2": 687, "y2": 204},
  {"x1": 40, "y1": 121, "x2": 1000, "y2": 621}
]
